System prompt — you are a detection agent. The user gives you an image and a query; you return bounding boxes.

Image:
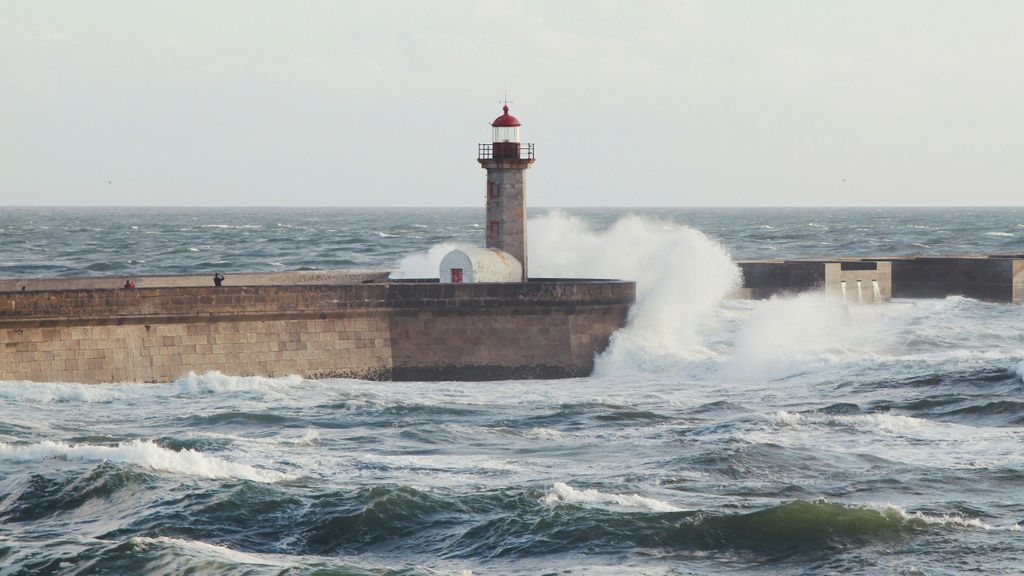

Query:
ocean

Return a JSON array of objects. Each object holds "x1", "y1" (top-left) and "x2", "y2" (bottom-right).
[{"x1": 1, "y1": 207, "x2": 1023, "y2": 575}]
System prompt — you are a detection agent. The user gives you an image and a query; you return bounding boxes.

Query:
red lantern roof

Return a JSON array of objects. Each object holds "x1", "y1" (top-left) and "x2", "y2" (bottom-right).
[{"x1": 491, "y1": 105, "x2": 521, "y2": 127}]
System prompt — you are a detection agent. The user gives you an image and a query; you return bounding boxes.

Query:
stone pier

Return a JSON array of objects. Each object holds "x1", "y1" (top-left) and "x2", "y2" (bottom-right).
[{"x1": 0, "y1": 273, "x2": 634, "y2": 383}]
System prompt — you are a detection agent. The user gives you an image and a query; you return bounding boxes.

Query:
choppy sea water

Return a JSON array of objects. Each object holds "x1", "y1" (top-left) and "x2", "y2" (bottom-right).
[{"x1": 1, "y1": 207, "x2": 1024, "y2": 575}]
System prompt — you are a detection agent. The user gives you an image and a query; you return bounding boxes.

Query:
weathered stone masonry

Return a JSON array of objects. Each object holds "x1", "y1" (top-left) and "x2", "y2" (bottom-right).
[{"x1": 0, "y1": 280, "x2": 634, "y2": 383}]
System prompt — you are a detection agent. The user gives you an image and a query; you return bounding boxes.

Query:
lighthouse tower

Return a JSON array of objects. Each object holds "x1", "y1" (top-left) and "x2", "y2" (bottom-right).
[{"x1": 479, "y1": 104, "x2": 535, "y2": 281}]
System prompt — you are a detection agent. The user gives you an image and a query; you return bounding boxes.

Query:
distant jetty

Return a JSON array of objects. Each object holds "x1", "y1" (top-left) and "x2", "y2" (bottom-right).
[{"x1": 737, "y1": 254, "x2": 1024, "y2": 303}]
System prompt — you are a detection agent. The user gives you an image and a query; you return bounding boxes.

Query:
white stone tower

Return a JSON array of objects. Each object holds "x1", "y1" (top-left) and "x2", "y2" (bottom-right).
[{"x1": 478, "y1": 104, "x2": 535, "y2": 282}]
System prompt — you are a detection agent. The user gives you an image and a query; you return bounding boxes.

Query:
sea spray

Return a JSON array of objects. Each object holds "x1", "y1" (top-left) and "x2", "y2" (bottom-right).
[
  {"x1": 528, "y1": 213, "x2": 740, "y2": 372},
  {"x1": 388, "y1": 212, "x2": 741, "y2": 371},
  {"x1": 723, "y1": 292, "x2": 874, "y2": 379},
  {"x1": 390, "y1": 242, "x2": 469, "y2": 279}
]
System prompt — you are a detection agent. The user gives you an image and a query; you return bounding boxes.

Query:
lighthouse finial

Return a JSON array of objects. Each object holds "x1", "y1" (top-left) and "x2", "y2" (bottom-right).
[{"x1": 500, "y1": 91, "x2": 513, "y2": 113}]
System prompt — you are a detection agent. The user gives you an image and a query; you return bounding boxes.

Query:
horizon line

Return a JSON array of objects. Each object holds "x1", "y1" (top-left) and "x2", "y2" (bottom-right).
[{"x1": 2, "y1": 205, "x2": 1024, "y2": 210}]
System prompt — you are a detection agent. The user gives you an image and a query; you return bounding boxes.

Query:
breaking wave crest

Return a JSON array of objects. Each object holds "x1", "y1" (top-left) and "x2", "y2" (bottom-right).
[
  {"x1": 541, "y1": 481, "x2": 683, "y2": 512},
  {"x1": 0, "y1": 439, "x2": 294, "y2": 482},
  {"x1": 773, "y1": 410, "x2": 930, "y2": 432},
  {"x1": 171, "y1": 371, "x2": 305, "y2": 395}
]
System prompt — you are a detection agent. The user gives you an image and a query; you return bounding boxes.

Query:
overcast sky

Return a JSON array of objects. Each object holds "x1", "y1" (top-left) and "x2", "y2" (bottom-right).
[{"x1": 2, "y1": 1, "x2": 1022, "y2": 207}]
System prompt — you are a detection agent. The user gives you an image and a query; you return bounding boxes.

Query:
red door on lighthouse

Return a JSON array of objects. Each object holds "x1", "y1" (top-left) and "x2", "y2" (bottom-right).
[{"x1": 451, "y1": 268, "x2": 464, "y2": 284}]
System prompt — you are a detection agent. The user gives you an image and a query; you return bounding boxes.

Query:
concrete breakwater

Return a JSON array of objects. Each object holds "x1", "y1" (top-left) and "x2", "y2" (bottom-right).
[
  {"x1": 738, "y1": 254, "x2": 1024, "y2": 303},
  {"x1": 0, "y1": 272, "x2": 634, "y2": 384}
]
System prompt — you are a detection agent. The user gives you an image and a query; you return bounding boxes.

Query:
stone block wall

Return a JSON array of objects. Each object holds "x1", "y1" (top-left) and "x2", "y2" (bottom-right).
[
  {"x1": 389, "y1": 303, "x2": 631, "y2": 380},
  {"x1": 0, "y1": 278, "x2": 634, "y2": 383},
  {"x1": 1, "y1": 313, "x2": 391, "y2": 383}
]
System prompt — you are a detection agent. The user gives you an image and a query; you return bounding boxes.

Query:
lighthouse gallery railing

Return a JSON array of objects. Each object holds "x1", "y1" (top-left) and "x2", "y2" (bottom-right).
[{"x1": 478, "y1": 143, "x2": 535, "y2": 161}]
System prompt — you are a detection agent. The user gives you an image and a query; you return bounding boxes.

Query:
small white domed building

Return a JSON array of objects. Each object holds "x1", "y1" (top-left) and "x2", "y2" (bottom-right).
[{"x1": 440, "y1": 248, "x2": 523, "y2": 284}]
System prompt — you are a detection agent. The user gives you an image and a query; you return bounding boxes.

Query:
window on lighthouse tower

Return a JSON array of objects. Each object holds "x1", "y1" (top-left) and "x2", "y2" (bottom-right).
[{"x1": 493, "y1": 125, "x2": 519, "y2": 143}]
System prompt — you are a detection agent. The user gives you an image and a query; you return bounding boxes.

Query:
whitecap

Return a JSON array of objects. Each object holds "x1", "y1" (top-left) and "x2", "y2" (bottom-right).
[
  {"x1": 0, "y1": 372, "x2": 306, "y2": 404},
  {"x1": 521, "y1": 427, "x2": 570, "y2": 441},
  {"x1": 287, "y1": 429, "x2": 320, "y2": 446},
  {"x1": 172, "y1": 371, "x2": 304, "y2": 395},
  {"x1": 359, "y1": 452, "x2": 521, "y2": 474},
  {"x1": 771, "y1": 410, "x2": 930, "y2": 433},
  {"x1": 866, "y1": 503, "x2": 993, "y2": 530},
  {"x1": 541, "y1": 481, "x2": 682, "y2": 512},
  {"x1": 773, "y1": 410, "x2": 805, "y2": 426},
  {"x1": 130, "y1": 536, "x2": 289, "y2": 566}
]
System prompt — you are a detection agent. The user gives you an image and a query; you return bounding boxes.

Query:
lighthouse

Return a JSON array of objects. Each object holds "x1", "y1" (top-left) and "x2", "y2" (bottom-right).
[
  {"x1": 439, "y1": 105, "x2": 535, "y2": 285},
  {"x1": 478, "y1": 104, "x2": 535, "y2": 281}
]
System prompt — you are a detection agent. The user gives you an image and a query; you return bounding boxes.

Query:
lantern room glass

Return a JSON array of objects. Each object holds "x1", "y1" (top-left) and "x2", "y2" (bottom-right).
[{"x1": 492, "y1": 125, "x2": 519, "y2": 143}]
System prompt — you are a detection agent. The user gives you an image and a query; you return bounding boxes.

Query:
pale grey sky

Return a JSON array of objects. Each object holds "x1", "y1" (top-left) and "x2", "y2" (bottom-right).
[{"x1": 1, "y1": 1, "x2": 1021, "y2": 207}]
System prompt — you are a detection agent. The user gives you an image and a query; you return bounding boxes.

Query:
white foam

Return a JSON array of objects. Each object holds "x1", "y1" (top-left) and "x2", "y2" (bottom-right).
[
  {"x1": 723, "y1": 292, "x2": 896, "y2": 379},
  {"x1": 130, "y1": 536, "x2": 288, "y2": 566},
  {"x1": 0, "y1": 371, "x2": 306, "y2": 404},
  {"x1": 772, "y1": 410, "x2": 931, "y2": 433},
  {"x1": 984, "y1": 232, "x2": 1014, "y2": 237},
  {"x1": 288, "y1": 429, "x2": 320, "y2": 446},
  {"x1": 773, "y1": 410, "x2": 806, "y2": 426},
  {"x1": 520, "y1": 427, "x2": 570, "y2": 441},
  {"x1": 171, "y1": 371, "x2": 304, "y2": 395},
  {"x1": 0, "y1": 439, "x2": 295, "y2": 482},
  {"x1": 390, "y1": 241, "x2": 470, "y2": 279},
  {"x1": 541, "y1": 481, "x2": 682, "y2": 513},
  {"x1": 866, "y1": 502, "x2": 993, "y2": 530},
  {"x1": 360, "y1": 452, "x2": 521, "y2": 474},
  {"x1": 0, "y1": 381, "x2": 124, "y2": 403}
]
